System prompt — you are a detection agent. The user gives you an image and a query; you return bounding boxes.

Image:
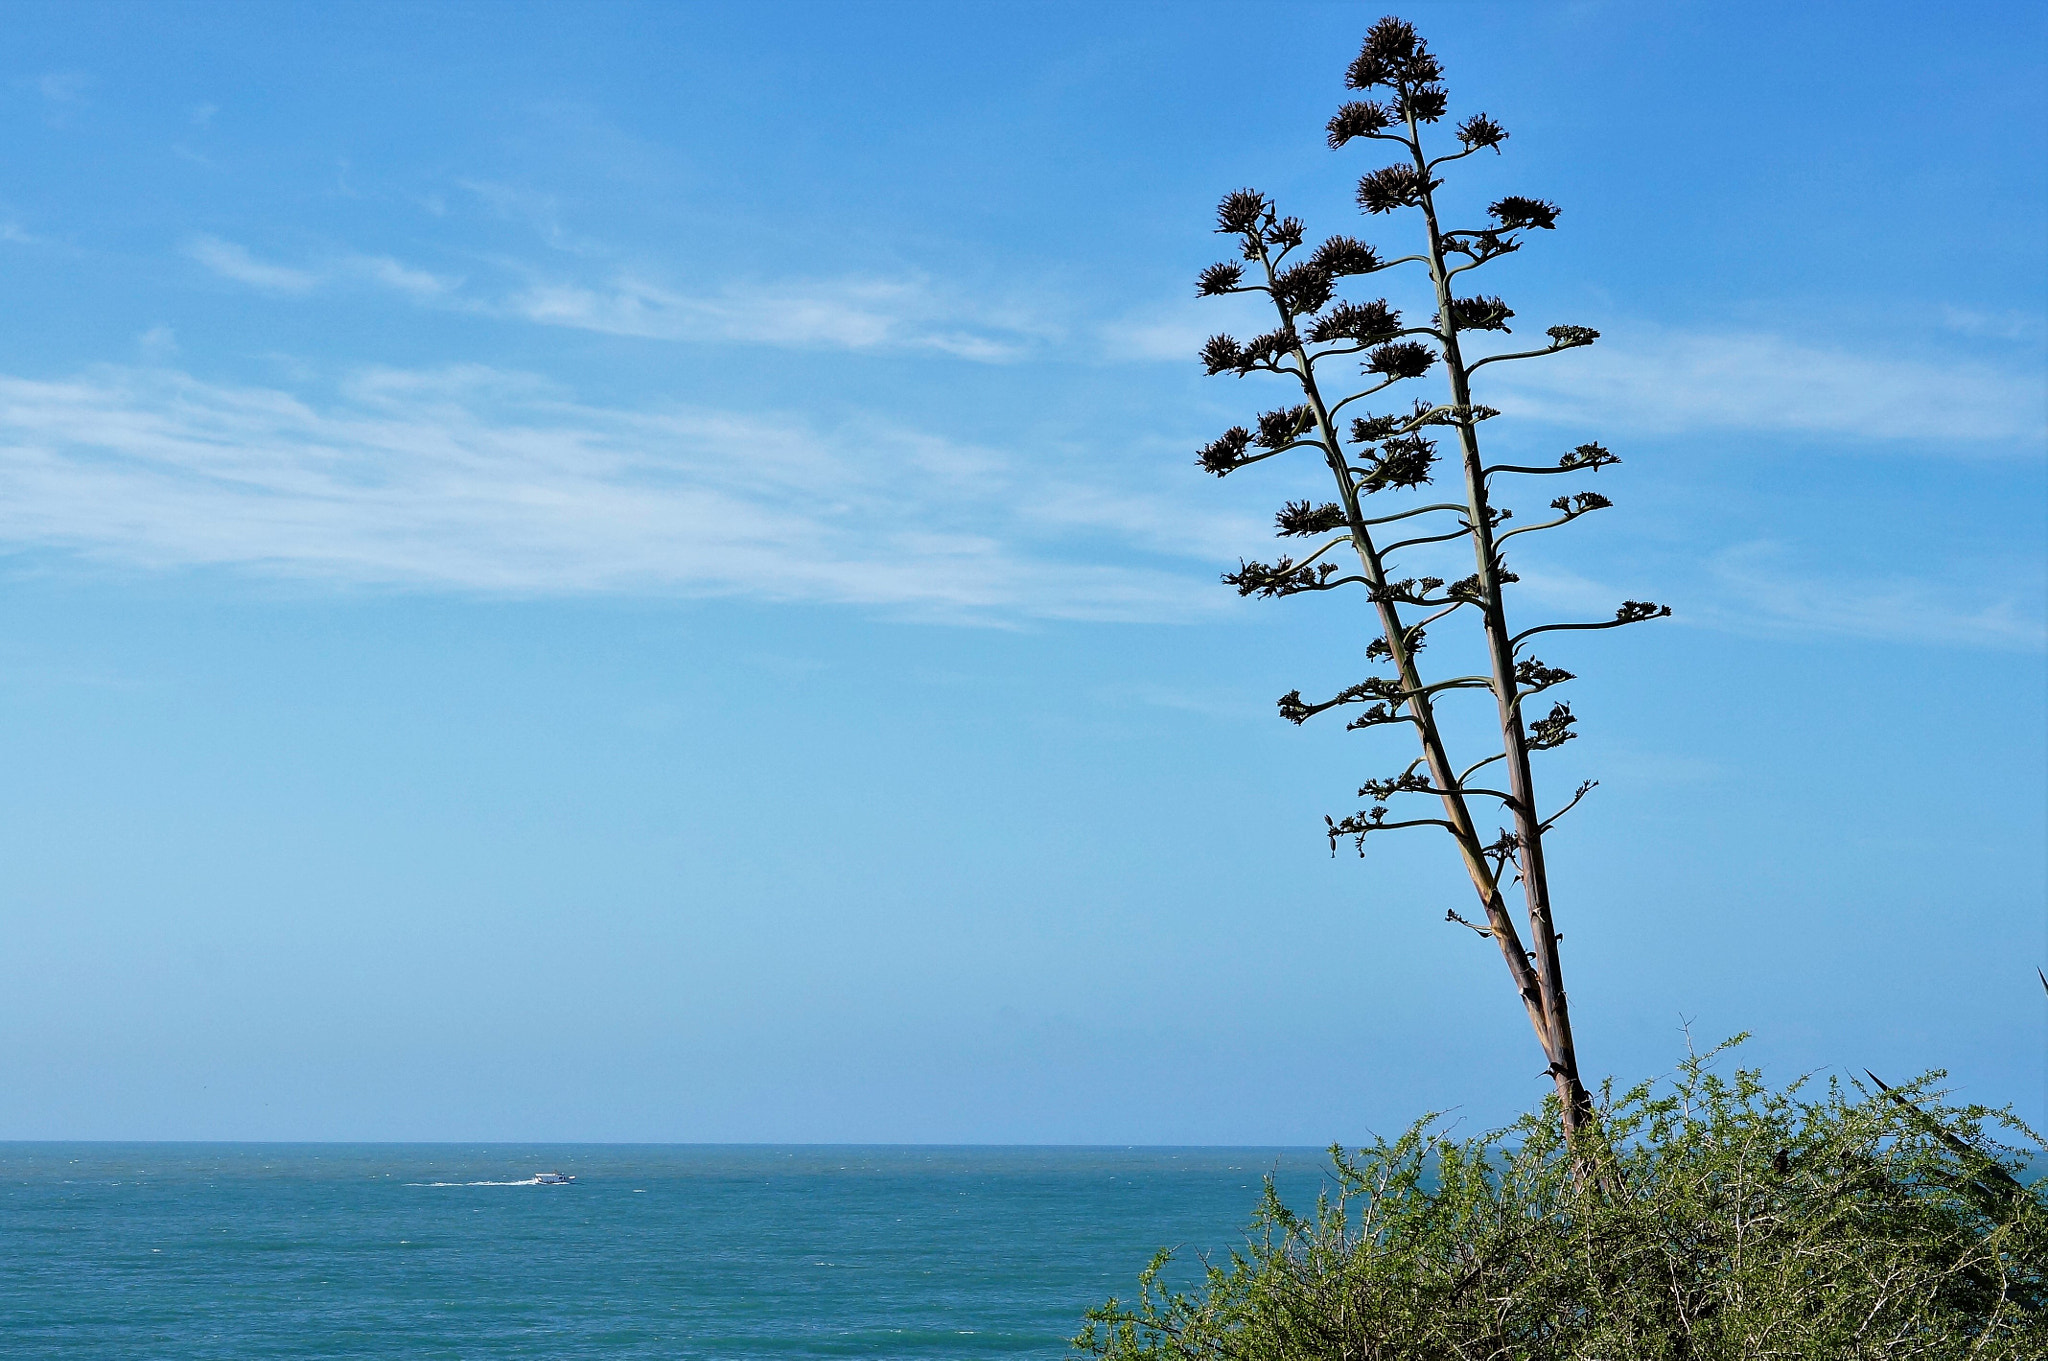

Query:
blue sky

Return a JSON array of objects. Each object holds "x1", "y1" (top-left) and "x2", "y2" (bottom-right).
[{"x1": 0, "y1": 0, "x2": 2042, "y2": 1142}]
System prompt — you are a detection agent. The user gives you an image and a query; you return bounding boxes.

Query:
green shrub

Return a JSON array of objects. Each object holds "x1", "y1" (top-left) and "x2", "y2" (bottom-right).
[{"x1": 1079, "y1": 1042, "x2": 2046, "y2": 1359}]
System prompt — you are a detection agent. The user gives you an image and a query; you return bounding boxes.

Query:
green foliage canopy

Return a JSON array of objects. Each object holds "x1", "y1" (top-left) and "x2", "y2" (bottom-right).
[{"x1": 1080, "y1": 1044, "x2": 2047, "y2": 1360}]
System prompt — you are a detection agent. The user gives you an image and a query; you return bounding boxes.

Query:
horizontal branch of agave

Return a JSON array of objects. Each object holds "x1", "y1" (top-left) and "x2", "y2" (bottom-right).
[{"x1": 1193, "y1": 15, "x2": 1670, "y2": 1140}]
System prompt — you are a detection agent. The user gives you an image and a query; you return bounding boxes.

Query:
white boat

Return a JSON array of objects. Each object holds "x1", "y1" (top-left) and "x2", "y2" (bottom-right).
[{"x1": 534, "y1": 1171, "x2": 576, "y2": 1185}]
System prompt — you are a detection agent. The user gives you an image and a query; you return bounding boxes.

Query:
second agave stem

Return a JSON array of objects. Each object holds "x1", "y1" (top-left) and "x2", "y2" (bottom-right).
[{"x1": 1404, "y1": 111, "x2": 1592, "y2": 1137}]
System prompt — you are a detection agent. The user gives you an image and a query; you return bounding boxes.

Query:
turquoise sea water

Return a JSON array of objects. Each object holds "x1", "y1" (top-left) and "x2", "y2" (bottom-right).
[{"x1": 2, "y1": 1144, "x2": 1333, "y2": 1358}]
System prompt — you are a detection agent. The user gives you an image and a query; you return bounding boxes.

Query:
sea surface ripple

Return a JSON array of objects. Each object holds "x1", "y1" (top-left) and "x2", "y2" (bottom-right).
[{"x1": 1, "y1": 1143, "x2": 1331, "y2": 1358}]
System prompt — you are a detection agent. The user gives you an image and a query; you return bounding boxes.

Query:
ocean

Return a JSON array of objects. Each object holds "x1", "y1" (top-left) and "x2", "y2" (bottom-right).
[{"x1": 1, "y1": 1144, "x2": 1335, "y2": 1358}]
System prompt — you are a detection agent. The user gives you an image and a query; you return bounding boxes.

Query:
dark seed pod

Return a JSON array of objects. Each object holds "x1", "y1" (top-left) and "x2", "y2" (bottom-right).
[
  {"x1": 1346, "y1": 17, "x2": 1441, "y2": 91},
  {"x1": 1276, "y1": 500, "x2": 1350, "y2": 537},
  {"x1": 1489, "y1": 196, "x2": 1560, "y2": 231},
  {"x1": 1195, "y1": 262, "x2": 1243, "y2": 296},
  {"x1": 1216, "y1": 189, "x2": 1269, "y2": 235},
  {"x1": 1199, "y1": 334, "x2": 1245, "y2": 376},
  {"x1": 1196, "y1": 426, "x2": 1252, "y2": 476},
  {"x1": 1350, "y1": 413, "x2": 1401, "y2": 444},
  {"x1": 1327, "y1": 100, "x2": 1393, "y2": 147},
  {"x1": 1263, "y1": 216, "x2": 1306, "y2": 252},
  {"x1": 1445, "y1": 296, "x2": 1515, "y2": 333},
  {"x1": 1310, "y1": 235, "x2": 1382, "y2": 277},
  {"x1": 1357, "y1": 165, "x2": 1439, "y2": 215},
  {"x1": 1254, "y1": 405, "x2": 1313, "y2": 450},
  {"x1": 1360, "y1": 434, "x2": 1436, "y2": 490},
  {"x1": 1273, "y1": 263, "x2": 1334, "y2": 317},
  {"x1": 1308, "y1": 299, "x2": 1402, "y2": 345},
  {"x1": 1558, "y1": 442, "x2": 1620, "y2": 471},
  {"x1": 1527, "y1": 702, "x2": 1578, "y2": 751},
  {"x1": 1237, "y1": 328, "x2": 1298, "y2": 372},
  {"x1": 1400, "y1": 84, "x2": 1448, "y2": 124},
  {"x1": 1366, "y1": 341, "x2": 1437, "y2": 380},
  {"x1": 1456, "y1": 112, "x2": 1507, "y2": 149}
]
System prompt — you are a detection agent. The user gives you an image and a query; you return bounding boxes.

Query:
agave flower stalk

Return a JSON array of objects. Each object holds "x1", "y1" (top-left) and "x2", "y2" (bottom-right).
[{"x1": 1192, "y1": 16, "x2": 1669, "y2": 1139}]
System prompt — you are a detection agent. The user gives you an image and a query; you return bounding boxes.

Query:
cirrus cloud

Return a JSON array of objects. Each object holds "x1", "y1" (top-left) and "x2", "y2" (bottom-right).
[
  {"x1": 0, "y1": 362, "x2": 1214, "y2": 622},
  {"x1": 1479, "y1": 326, "x2": 2046, "y2": 447}
]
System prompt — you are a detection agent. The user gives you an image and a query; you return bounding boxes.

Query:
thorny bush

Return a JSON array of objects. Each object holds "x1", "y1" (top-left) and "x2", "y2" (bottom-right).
[{"x1": 1079, "y1": 1042, "x2": 2047, "y2": 1360}]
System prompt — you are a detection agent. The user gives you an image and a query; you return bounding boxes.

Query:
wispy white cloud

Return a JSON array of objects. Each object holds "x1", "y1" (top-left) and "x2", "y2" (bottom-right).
[
  {"x1": 31, "y1": 71, "x2": 91, "y2": 104},
  {"x1": 1099, "y1": 291, "x2": 1279, "y2": 368},
  {"x1": 456, "y1": 178, "x2": 577, "y2": 251},
  {"x1": 1939, "y1": 305, "x2": 2043, "y2": 343},
  {"x1": 179, "y1": 224, "x2": 1043, "y2": 361},
  {"x1": 1017, "y1": 480, "x2": 1264, "y2": 564},
  {"x1": 185, "y1": 235, "x2": 319, "y2": 293},
  {"x1": 0, "y1": 363, "x2": 1213, "y2": 621},
  {"x1": 0, "y1": 363, "x2": 2031, "y2": 646},
  {"x1": 1481, "y1": 326, "x2": 2046, "y2": 446},
  {"x1": 15, "y1": 70, "x2": 92, "y2": 128},
  {"x1": 446, "y1": 177, "x2": 1056, "y2": 358},
  {"x1": 500, "y1": 273, "x2": 1049, "y2": 360},
  {"x1": 1098, "y1": 305, "x2": 1213, "y2": 366},
  {"x1": 1114, "y1": 309, "x2": 2046, "y2": 448},
  {"x1": 185, "y1": 236, "x2": 461, "y2": 299},
  {"x1": 348, "y1": 254, "x2": 459, "y2": 297},
  {"x1": 1701, "y1": 541, "x2": 2044, "y2": 651}
]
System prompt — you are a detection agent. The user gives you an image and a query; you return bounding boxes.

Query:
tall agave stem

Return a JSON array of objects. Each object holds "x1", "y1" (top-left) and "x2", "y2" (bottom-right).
[{"x1": 1402, "y1": 110, "x2": 1591, "y2": 1135}]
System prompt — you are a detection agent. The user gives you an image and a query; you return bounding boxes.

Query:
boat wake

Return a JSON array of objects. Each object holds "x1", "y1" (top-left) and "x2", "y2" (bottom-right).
[
  {"x1": 406, "y1": 1178, "x2": 552, "y2": 1187},
  {"x1": 408, "y1": 1170, "x2": 577, "y2": 1187}
]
